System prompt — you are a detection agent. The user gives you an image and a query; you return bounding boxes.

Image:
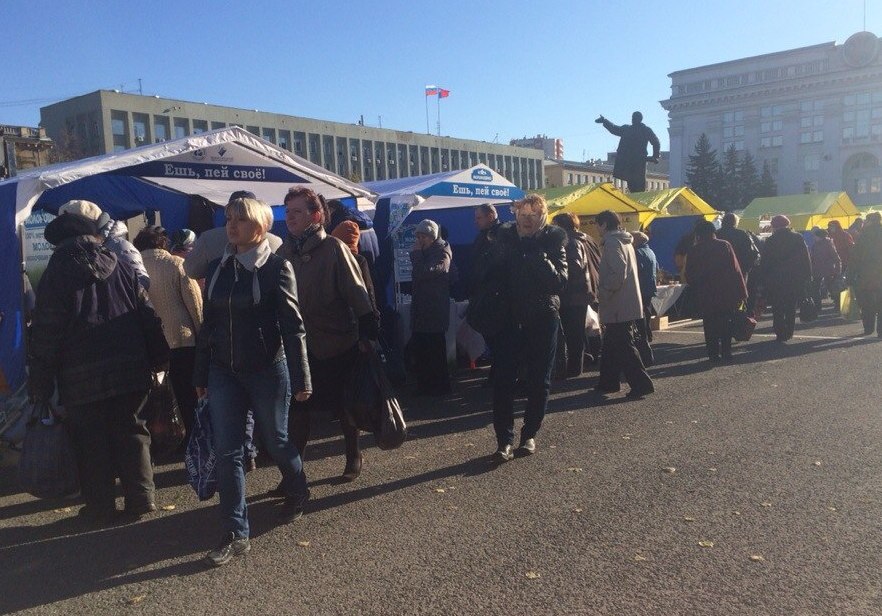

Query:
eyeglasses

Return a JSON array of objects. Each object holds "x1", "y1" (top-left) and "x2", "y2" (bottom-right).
[{"x1": 514, "y1": 210, "x2": 543, "y2": 220}]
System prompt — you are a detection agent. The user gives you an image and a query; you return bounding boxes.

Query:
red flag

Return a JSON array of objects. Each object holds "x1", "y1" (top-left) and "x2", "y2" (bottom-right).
[
  {"x1": 438, "y1": 89, "x2": 450, "y2": 98},
  {"x1": 425, "y1": 85, "x2": 438, "y2": 96}
]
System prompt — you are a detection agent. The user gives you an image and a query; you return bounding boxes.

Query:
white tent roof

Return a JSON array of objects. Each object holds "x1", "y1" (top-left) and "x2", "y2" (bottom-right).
[
  {"x1": 364, "y1": 164, "x2": 524, "y2": 211},
  {"x1": 6, "y1": 126, "x2": 374, "y2": 226}
]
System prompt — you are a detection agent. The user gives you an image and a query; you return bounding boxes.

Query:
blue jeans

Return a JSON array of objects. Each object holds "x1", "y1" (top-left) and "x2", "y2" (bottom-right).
[
  {"x1": 492, "y1": 315, "x2": 559, "y2": 448},
  {"x1": 208, "y1": 359, "x2": 307, "y2": 538}
]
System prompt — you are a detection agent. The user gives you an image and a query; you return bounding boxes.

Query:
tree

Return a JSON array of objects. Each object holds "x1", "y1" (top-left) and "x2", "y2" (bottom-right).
[
  {"x1": 719, "y1": 144, "x2": 741, "y2": 211},
  {"x1": 758, "y1": 160, "x2": 778, "y2": 197},
  {"x1": 48, "y1": 125, "x2": 87, "y2": 164},
  {"x1": 685, "y1": 133, "x2": 721, "y2": 206},
  {"x1": 737, "y1": 151, "x2": 760, "y2": 209}
]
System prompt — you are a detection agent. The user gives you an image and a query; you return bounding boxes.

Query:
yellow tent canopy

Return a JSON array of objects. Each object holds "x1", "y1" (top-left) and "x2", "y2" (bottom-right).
[
  {"x1": 740, "y1": 192, "x2": 861, "y2": 233},
  {"x1": 535, "y1": 183, "x2": 655, "y2": 240},
  {"x1": 629, "y1": 187, "x2": 719, "y2": 226}
]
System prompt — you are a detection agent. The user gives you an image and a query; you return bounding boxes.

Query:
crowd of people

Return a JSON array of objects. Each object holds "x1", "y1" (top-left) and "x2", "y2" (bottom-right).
[{"x1": 23, "y1": 187, "x2": 882, "y2": 567}]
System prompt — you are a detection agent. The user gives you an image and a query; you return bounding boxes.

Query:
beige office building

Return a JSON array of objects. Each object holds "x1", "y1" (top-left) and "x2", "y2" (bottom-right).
[{"x1": 40, "y1": 91, "x2": 545, "y2": 190}]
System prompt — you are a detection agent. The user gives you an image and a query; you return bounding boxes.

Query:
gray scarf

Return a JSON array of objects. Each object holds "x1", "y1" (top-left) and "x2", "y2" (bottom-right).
[{"x1": 206, "y1": 238, "x2": 272, "y2": 305}]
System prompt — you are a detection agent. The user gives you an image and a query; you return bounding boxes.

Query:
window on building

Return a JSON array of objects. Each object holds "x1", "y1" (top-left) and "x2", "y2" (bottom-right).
[
  {"x1": 760, "y1": 136, "x2": 783, "y2": 148},
  {"x1": 800, "y1": 131, "x2": 823, "y2": 144},
  {"x1": 211, "y1": 121, "x2": 226, "y2": 130},
  {"x1": 804, "y1": 153, "x2": 821, "y2": 171},
  {"x1": 111, "y1": 110, "x2": 128, "y2": 151},
  {"x1": 856, "y1": 178, "x2": 869, "y2": 194},
  {"x1": 154, "y1": 116, "x2": 169, "y2": 142},
  {"x1": 293, "y1": 132, "x2": 305, "y2": 155},
  {"x1": 172, "y1": 118, "x2": 189, "y2": 139},
  {"x1": 131, "y1": 113, "x2": 149, "y2": 145},
  {"x1": 192, "y1": 119, "x2": 208, "y2": 134},
  {"x1": 761, "y1": 105, "x2": 784, "y2": 118},
  {"x1": 568, "y1": 173, "x2": 574, "y2": 185},
  {"x1": 804, "y1": 180, "x2": 818, "y2": 194},
  {"x1": 278, "y1": 130, "x2": 291, "y2": 150},
  {"x1": 800, "y1": 100, "x2": 824, "y2": 113},
  {"x1": 262, "y1": 127, "x2": 276, "y2": 143},
  {"x1": 871, "y1": 177, "x2": 882, "y2": 193}
]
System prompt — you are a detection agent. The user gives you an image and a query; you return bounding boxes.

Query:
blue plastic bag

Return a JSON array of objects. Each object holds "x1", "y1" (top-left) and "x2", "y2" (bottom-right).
[{"x1": 185, "y1": 398, "x2": 217, "y2": 501}]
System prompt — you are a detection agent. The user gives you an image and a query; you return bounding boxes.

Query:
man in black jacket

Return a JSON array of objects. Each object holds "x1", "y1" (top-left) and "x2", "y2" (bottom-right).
[
  {"x1": 596, "y1": 111, "x2": 660, "y2": 193},
  {"x1": 488, "y1": 195, "x2": 567, "y2": 461},
  {"x1": 29, "y1": 212, "x2": 169, "y2": 523}
]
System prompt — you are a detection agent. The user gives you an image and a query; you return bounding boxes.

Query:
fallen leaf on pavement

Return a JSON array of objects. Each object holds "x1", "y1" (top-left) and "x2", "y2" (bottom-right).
[
  {"x1": 549, "y1": 445, "x2": 557, "y2": 449},
  {"x1": 573, "y1": 508, "x2": 583, "y2": 513},
  {"x1": 634, "y1": 554, "x2": 648, "y2": 561},
  {"x1": 622, "y1": 436, "x2": 631, "y2": 441},
  {"x1": 827, "y1": 506, "x2": 837, "y2": 512},
  {"x1": 691, "y1": 420, "x2": 698, "y2": 424},
  {"x1": 433, "y1": 488, "x2": 446, "y2": 493},
  {"x1": 525, "y1": 571, "x2": 541, "y2": 579},
  {"x1": 749, "y1": 554, "x2": 765, "y2": 562},
  {"x1": 53, "y1": 508, "x2": 72, "y2": 513},
  {"x1": 161, "y1": 505, "x2": 176, "y2": 511},
  {"x1": 698, "y1": 540, "x2": 714, "y2": 548},
  {"x1": 662, "y1": 467, "x2": 677, "y2": 474},
  {"x1": 709, "y1": 468, "x2": 717, "y2": 473},
  {"x1": 733, "y1": 511, "x2": 742, "y2": 516},
  {"x1": 296, "y1": 540, "x2": 310, "y2": 548},
  {"x1": 125, "y1": 595, "x2": 147, "y2": 605},
  {"x1": 567, "y1": 467, "x2": 583, "y2": 473},
  {"x1": 761, "y1": 502, "x2": 772, "y2": 508},
  {"x1": 813, "y1": 461, "x2": 822, "y2": 467},
  {"x1": 684, "y1": 516, "x2": 696, "y2": 522}
]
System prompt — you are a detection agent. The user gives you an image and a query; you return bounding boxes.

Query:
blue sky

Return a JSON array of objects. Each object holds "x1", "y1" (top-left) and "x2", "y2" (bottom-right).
[{"x1": 2, "y1": 1, "x2": 878, "y2": 161}]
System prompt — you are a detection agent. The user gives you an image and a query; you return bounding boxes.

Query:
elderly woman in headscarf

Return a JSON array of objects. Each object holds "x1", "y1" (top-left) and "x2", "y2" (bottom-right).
[{"x1": 489, "y1": 194, "x2": 567, "y2": 461}]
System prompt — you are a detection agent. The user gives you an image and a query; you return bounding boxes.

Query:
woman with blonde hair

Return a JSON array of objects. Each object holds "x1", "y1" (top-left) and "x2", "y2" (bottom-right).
[
  {"x1": 194, "y1": 197, "x2": 311, "y2": 566},
  {"x1": 484, "y1": 194, "x2": 568, "y2": 461}
]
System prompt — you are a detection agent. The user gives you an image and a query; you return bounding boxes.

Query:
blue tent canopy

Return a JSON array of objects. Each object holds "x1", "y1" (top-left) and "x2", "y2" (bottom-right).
[{"x1": 0, "y1": 127, "x2": 374, "y2": 396}]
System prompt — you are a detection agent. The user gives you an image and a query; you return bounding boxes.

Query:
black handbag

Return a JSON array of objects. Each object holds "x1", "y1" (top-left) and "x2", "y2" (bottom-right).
[
  {"x1": 344, "y1": 347, "x2": 407, "y2": 450},
  {"x1": 138, "y1": 372, "x2": 186, "y2": 460},
  {"x1": 799, "y1": 297, "x2": 818, "y2": 323},
  {"x1": 18, "y1": 401, "x2": 79, "y2": 499},
  {"x1": 731, "y1": 309, "x2": 757, "y2": 342}
]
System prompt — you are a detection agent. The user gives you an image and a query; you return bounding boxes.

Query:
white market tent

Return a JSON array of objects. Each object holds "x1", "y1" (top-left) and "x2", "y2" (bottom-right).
[{"x1": 0, "y1": 127, "x2": 374, "y2": 396}]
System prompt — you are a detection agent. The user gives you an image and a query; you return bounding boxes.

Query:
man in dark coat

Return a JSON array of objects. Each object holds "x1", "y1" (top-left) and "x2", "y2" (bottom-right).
[
  {"x1": 758, "y1": 215, "x2": 812, "y2": 342},
  {"x1": 596, "y1": 111, "x2": 660, "y2": 193},
  {"x1": 685, "y1": 221, "x2": 748, "y2": 361},
  {"x1": 28, "y1": 212, "x2": 169, "y2": 523},
  {"x1": 809, "y1": 228, "x2": 841, "y2": 311},
  {"x1": 848, "y1": 211, "x2": 882, "y2": 335},
  {"x1": 468, "y1": 204, "x2": 503, "y2": 384},
  {"x1": 716, "y1": 213, "x2": 759, "y2": 277},
  {"x1": 409, "y1": 219, "x2": 452, "y2": 396},
  {"x1": 632, "y1": 232, "x2": 657, "y2": 367}
]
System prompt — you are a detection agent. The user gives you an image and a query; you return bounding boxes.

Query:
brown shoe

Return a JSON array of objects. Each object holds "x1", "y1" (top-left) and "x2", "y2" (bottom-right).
[{"x1": 244, "y1": 458, "x2": 257, "y2": 473}]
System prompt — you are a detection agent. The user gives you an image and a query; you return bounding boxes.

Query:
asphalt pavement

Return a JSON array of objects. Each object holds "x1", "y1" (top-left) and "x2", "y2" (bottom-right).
[{"x1": 1, "y1": 303, "x2": 881, "y2": 615}]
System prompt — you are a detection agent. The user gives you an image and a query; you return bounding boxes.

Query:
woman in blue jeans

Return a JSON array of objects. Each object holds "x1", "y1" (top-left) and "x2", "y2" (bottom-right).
[{"x1": 194, "y1": 197, "x2": 312, "y2": 567}]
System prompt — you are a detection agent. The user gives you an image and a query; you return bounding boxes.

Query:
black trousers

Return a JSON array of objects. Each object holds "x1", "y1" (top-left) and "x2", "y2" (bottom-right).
[
  {"x1": 626, "y1": 175, "x2": 646, "y2": 193},
  {"x1": 560, "y1": 304, "x2": 588, "y2": 377},
  {"x1": 811, "y1": 276, "x2": 838, "y2": 310},
  {"x1": 703, "y1": 311, "x2": 733, "y2": 359},
  {"x1": 772, "y1": 297, "x2": 798, "y2": 341},
  {"x1": 410, "y1": 331, "x2": 450, "y2": 394},
  {"x1": 169, "y1": 346, "x2": 197, "y2": 436},
  {"x1": 66, "y1": 390, "x2": 154, "y2": 511},
  {"x1": 859, "y1": 288, "x2": 882, "y2": 335},
  {"x1": 634, "y1": 306, "x2": 654, "y2": 367},
  {"x1": 597, "y1": 322, "x2": 654, "y2": 394}
]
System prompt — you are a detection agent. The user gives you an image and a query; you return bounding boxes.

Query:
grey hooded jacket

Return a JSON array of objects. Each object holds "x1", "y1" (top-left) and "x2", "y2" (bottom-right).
[{"x1": 101, "y1": 220, "x2": 150, "y2": 290}]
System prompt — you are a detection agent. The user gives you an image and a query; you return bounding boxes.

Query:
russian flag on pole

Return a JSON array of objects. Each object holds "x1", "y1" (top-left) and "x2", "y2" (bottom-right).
[
  {"x1": 425, "y1": 85, "x2": 438, "y2": 96},
  {"x1": 438, "y1": 89, "x2": 450, "y2": 98}
]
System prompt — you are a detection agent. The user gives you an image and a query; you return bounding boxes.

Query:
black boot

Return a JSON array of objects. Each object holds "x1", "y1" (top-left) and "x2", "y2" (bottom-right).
[{"x1": 341, "y1": 425, "x2": 362, "y2": 482}]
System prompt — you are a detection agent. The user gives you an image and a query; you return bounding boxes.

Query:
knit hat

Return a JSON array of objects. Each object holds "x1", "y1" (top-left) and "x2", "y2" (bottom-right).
[
  {"x1": 415, "y1": 219, "x2": 439, "y2": 240},
  {"x1": 632, "y1": 231, "x2": 649, "y2": 246},
  {"x1": 59, "y1": 200, "x2": 102, "y2": 221},
  {"x1": 770, "y1": 215, "x2": 790, "y2": 230},
  {"x1": 331, "y1": 220, "x2": 360, "y2": 254}
]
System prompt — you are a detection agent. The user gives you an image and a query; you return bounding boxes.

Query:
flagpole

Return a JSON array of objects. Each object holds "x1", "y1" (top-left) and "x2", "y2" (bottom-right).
[
  {"x1": 425, "y1": 92, "x2": 430, "y2": 134},
  {"x1": 437, "y1": 93, "x2": 441, "y2": 136}
]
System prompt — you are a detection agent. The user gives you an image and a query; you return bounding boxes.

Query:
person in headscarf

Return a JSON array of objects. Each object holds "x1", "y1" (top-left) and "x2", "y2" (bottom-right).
[{"x1": 809, "y1": 228, "x2": 841, "y2": 312}]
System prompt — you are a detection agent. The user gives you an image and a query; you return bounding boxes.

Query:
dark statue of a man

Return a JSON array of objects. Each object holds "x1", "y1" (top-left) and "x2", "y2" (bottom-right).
[{"x1": 596, "y1": 111, "x2": 660, "y2": 193}]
